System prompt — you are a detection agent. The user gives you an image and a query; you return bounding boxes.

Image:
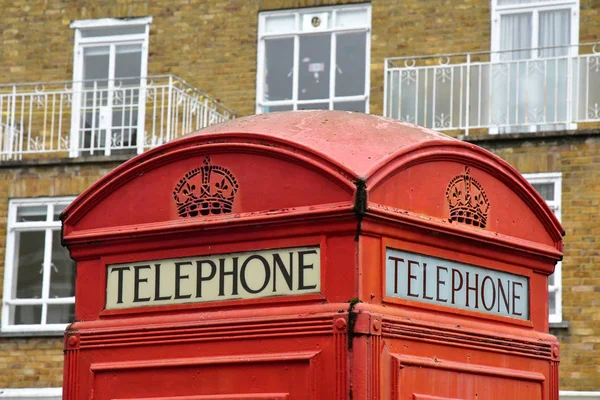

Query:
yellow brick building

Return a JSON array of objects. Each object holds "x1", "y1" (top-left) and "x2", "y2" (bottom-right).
[{"x1": 0, "y1": 1, "x2": 598, "y2": 398}]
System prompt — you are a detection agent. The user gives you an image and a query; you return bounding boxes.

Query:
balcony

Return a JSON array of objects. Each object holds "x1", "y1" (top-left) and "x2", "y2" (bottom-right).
[
  {"x1": 0, "y1": 75, "x2": 234, "y2": 161},
  {"x1": 384, "y1": 43, "x2": 600, "y2": 134}
]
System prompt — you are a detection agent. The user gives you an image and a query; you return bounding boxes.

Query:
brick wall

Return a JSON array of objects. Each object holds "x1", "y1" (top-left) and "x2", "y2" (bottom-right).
[
  {"x1": 471, "y1": 133, "x2": 600, "y2": 391},
  {"x1": 0, "y1": 160, "x2": 122, "y2": 388}
]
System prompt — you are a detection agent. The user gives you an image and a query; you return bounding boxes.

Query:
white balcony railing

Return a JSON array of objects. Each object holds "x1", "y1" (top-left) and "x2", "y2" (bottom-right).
[
  {"x1": 0, "y1": 75, "x2": 234, "y2": 160},
  {"x1": 385, "y1": 43, "x2": 600, "y2": 134}
]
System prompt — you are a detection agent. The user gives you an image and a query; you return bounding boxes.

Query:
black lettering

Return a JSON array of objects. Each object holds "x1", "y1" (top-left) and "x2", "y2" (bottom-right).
[
  {"x1": 298, "y1": 250, "x2": 318, "y2": 290},
  {"x1": 497, "y1": 278, "x2": 510, "y2": 314},
  {"x1": 422, "y1": 263, "x2": 433, "y2": 300},
  {"x1": 436, "y1": 266, "x2": 448, "y2": 303},
  {"x1": 512, "y1": 281, "x2": 524, "y2": 316},
  {"x1": 240, "y1": 255, "x2": 271, "y2": 294},
  {"x1": 465, "y1": 272, "x2": 479, "y2": 308},
  {"x1": 451, "y1": 268, "x2": 463, "y2": 304},
  {"x1": 174, "y1": 261, "x2": 192, "y2": 299},
  {"x1": 154, "y1": 263, "x2": 172, "y2": 301},
  {"x1": 196, "y1": 260, "x2": 217, "y2": 298},
  {"x1": 218, "y1": 257, "x2": 239, "y2": 296},
  {"x1": 407, "y1": 260, "x2": 419, "y2": 297},
  {"x1": 110, "y1": 266, "x2": 130, "y2": 304},
  {"x1": 272, "y1": 252, "x2": 293, "y2": 292},
  {"x1": 133, "y1": 265, "x2": 152, "y2": 302},
  {"x1": 481, "y1": 276, "x2": 496, "y2": 311},
  {"x1": 388, "y1": 256, "x2": 404, "y2": 294}
]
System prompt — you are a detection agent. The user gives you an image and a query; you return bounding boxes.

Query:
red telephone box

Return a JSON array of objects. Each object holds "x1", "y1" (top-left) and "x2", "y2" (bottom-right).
[{"x1": 61, "y1": 111, "x2": 563, "y2": 400}]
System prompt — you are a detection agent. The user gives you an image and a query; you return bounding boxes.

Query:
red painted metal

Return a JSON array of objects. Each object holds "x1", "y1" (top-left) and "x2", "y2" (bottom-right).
[{"x1": 62, "y1": 111, "x2": 562, "y2": 400}]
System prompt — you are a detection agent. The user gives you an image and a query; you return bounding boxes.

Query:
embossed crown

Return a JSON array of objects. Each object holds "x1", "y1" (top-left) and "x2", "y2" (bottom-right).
[
  {"x1": 445, "y1": 166, "x2": 490, "y2": 229},
  {"x1": 173, "y1": 156, "x2": 239, "y2": 218}
]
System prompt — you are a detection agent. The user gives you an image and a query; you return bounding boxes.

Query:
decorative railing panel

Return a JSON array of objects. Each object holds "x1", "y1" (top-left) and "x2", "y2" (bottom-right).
[
  {"x1": 385, "y1": 43, "x2": 600, "y2": 134},
  {"x1": 0, "y1": 75, "x2": 234, "y2": 160}
]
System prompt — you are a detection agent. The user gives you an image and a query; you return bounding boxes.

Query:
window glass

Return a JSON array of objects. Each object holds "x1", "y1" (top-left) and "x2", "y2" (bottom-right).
[
  {"x1": 80, "y1": 25, "x2": 145, "y2": 38},
  {"x1": 335, "y1": 33, "x2": 366, "y2": 97},
  {"x1": 257, "y1": 5, "x2": 370, "y2": 113},
  {"x1": 15, "y1": 231, "x2": 45, "y2": 299},
  {"x1": 264, "y1": 38, "x2": 294, "y2": 102}
]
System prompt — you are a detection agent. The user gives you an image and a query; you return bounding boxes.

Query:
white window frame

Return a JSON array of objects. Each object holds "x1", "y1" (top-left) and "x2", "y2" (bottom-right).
[
  {"x1": 69, "y1": 17, "x2": 152, "y2": 157},
  {"x1": 256, "y1": 4, "x2": 371, "y2": 114},
  {"x1": 491, "y1": 0, "x2": 579, "y2": 58},
  {"x1": 523, "y1": 172, "x2": 562, "y2": 323},
  {"x1": 2, "y1": 197, "x2": 76, "y2": 333}
]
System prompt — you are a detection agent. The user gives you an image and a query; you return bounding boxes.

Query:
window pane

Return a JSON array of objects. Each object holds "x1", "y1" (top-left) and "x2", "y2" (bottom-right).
[
  {"x1": 15, "y1": 231, "x2": 45, "y2": 299},
  {"x1": 83, "y1": 46, "x2": 110, "y2": 88},
  {"x1": 264, "y1": 38, "x2": 294, "y2": 102},
  {"x1": 80, "y1": 26, "x2": 145, "y2": 38},
  {"x1": 549, "y1": 291, "x2": 556, "y2": 315},
  {"x1": 539, "y1": 10, "x2": 571, "y2": 57},
  {"x1": 115, "y1": 44, "x2": 142, "y2": 86},
  {"x1": 49, "y1": 230, "x2": 75, "y2": 298},
  {"x1": 265, "y1": 15, "x2": 295, "y2": 33},
  {"x1": 532, "y1": 182, "x2": 554, "y2": 200},
  {"x1": 499, "y1": 13, "x2": 532, "y2": 60},
  {"x1": 298, "y1": 103, "x2": 329, "y2": 110},
  {"x1": 14, "y1": 305, "x2": 42, "y2": 325},
  {"x1": 264, "y1": 105, "x2": 294, "y2": 113},
  {"x1": 335, "y1": 33, "x2": 366, "y2": 97},
  {"x1": 299, "y1": 34, "x2": 331, "y2": 100},
  {"x1": 16, "y1": 205, "x2": 47, "y2": 222},
  {"x1": 548, "y1": 273, "x2": 555, "y2": 286},
  {"x1": 336, "y1": 8, "x2": 369, "y2": 28},
  {"x1": 334, "y1": 101, "x2": 366, "y2": 112},
  {"x1": 53, "y1": 203, "x2": 69, "y2": 221},
  {"x1": 47, "y1": 304, "x2": 75, "y2": 324}
]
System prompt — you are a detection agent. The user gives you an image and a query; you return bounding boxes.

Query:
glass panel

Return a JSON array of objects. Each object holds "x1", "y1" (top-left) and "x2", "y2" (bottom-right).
[
  {"x1": 298, "y1": 103, "x2": 329, "y2": 110},
  {"x1": 14, "y1": 305, "x2": 42, "y2": 325},
  {"x1": 15, "y1": 230, "x2": 45, "y2": 299},
  {"x1": 264, "y1": 38, "x2": 294, "y2": 102},
  {"x1": 83, "y1": 46, "x2": 110, "y2": 88},
  {"x1": 548, "y1": 272, "x2": 555, "y2": 286},
  {"x1": 47, "y1": 304, "x2": 75, "y2": 324},
  {"x1": 49, "y1": 230, "x2": 76, "y2": 298},
  {"x1": 264, "y1": 105, "x2": 294, "y2": 113},
  {"x1": 80, "y1": 26, "x2": 146, "y2": 38},
  {"x1": 539, "y1": 10, "x2": 570, "y2": 57},
  {"x1": 115, "y1": 44, "x2": 142, "y2": 86},
  {"x1": 16, "y1": 205, "x2": 47, "y2": 222},
  {"x1": 549, "y1": 291, "x2": 556, "y2": 315},
  {"x1": 335, "y1": 33, "x2": 366, "y2": 97},
  {"x1": 499, "y1": 13, "x2": 532, "y2": 60},
  {"x1": 53, "y1": 203, "x2": 69, "y2": 221},
  {"x1": 265, "y1": 15, "x2": 295, "y2": 33},
  {"x1": 334, "y1": 101, "x2": 366, "y2": 112},
  {"x1": 299, "y1": 34, "x2": 331, "y2": 100},
  {"x1": 336, "y1": 8, "x2": 369, "y2": 28},
  {"x1": 532, "y1": 182, "x2": 555, "y2": 200}
]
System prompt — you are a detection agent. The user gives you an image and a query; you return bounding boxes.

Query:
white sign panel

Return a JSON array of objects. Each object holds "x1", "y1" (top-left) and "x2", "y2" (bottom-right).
[
  {"x1": 386, "y1": 248, "x2": 529, "y2": 320},
  {"x1": 106, "y1": 246, "x2": 320, "y2": 310}
]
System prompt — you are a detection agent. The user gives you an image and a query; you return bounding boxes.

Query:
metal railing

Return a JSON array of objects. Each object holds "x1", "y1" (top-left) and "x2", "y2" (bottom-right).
[
  {"x1": 0, "y1": 75, "x2": 235, "y2": 160},
  {"x1": 384, "y1": 43, "x2": 600, "y2": 135}
]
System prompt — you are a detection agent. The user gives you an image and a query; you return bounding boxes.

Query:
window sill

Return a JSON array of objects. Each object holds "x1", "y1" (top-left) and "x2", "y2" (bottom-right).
[
  {"x1": 0, "y1": 330, "x2": 65, "y2": 338},
  {"x1": 549, "y1": 320, "x2": 569, "y2": 330}
]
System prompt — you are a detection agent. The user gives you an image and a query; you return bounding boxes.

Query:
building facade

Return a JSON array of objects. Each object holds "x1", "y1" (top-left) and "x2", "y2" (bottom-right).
[{"x1": 0, "y1": 0, "x2": 598, "y2": 398}]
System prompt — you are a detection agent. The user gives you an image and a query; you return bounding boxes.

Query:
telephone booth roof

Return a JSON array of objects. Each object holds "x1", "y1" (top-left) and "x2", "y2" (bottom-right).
[{"x1": 62, "y1": 111, "x2": 563, "y2": 261}]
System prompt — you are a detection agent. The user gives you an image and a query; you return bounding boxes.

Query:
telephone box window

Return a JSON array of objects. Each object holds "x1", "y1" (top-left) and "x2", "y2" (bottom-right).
[
  {"x1": 257, "y1": 5, "x2": 371, "y2": 113},
  {"x1": 2, "y1": 197, "x2": 76, "y2": 332}
]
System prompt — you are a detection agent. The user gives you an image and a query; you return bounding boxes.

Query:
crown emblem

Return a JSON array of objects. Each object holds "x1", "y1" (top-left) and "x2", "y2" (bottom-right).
[
  {"x1": 173, "y1": 156, "x2": 239, "y2": 218},
  {"x1": 445, "y1": 166, "x2": 490, "y2": 228}
]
